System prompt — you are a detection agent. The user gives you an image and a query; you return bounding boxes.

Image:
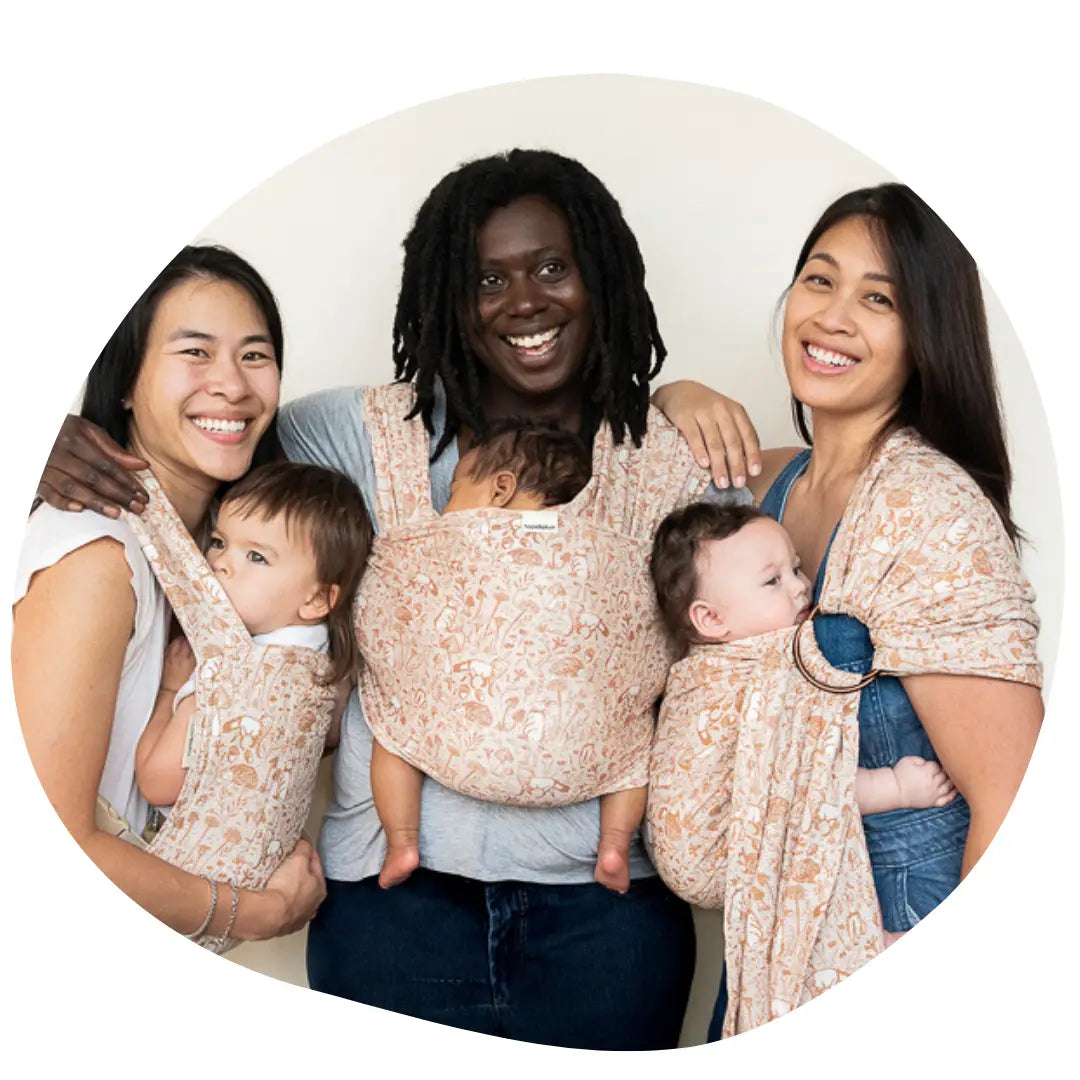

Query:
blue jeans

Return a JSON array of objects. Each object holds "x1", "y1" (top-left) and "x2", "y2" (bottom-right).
[{"x1": 307, "y1": 868, "x2": 696, "y2": 1049}]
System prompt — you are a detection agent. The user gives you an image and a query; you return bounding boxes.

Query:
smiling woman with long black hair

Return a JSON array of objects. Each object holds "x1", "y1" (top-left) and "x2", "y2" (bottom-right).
[{"x1": 655, "y1": 183, "x2": 1043, "y2": 1038}]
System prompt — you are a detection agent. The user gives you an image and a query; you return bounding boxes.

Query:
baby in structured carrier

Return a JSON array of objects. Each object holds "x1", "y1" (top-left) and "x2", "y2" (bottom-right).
[
  {"x1": 136, "y1": 461, "x2": 371, "y2": 816},
  {"x1": 650, "y1": 503, "x2": 956, "y2": 824},
  {"x1": 371, "y1": 419, "x2": 652, "y2": 893}
]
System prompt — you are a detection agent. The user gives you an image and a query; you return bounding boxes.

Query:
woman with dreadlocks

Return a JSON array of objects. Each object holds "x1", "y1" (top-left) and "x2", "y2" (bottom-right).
[{"x1": 35, "y1": 148, "x2": 762, "y2": 1049}]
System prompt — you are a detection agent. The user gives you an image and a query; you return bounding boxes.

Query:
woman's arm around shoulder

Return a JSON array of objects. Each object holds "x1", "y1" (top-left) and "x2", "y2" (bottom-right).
[
  {"x1": 35, "y1": 416, "x2": 149, "y2": 517},
  {"x1": 651, "y1": 378, "x2": 802, "y2": 502}
]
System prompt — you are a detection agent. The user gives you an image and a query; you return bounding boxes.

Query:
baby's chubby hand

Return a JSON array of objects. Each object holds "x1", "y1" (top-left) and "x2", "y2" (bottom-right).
[{"x1": 161, "y1": 635, "x2": 197, "y2": 693}]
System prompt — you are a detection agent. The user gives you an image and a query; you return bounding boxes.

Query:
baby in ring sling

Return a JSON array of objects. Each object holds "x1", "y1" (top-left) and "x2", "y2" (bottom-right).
[
  {"x1": 644, "y1": 430, "x2": 1042, "y2": 1036},
  {"x1": 650, "y1": 503, "x2": 958, "y2": 823},
  {"x1": 114, "y1": 462, "x2": 371, "y2": 951},
  {"x1": 356, "y1": 383, "x2": 713, "y2": 894}
]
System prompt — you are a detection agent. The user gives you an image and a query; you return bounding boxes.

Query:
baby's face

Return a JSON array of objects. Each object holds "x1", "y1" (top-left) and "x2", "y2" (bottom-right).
[
  {"x1": 692, "y1": 517, "x2": 812, "y2": 642},
  {"x1": 207, "y1": 502, "x2": 326, "y2": 636}
]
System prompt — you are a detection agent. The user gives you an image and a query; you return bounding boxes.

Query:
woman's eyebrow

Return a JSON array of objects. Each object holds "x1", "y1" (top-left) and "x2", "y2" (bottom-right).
[
  {"x1": 806, "y1": 251, "x2": 895, "y2": 285},
  {"x1": 482, "y1": 246, "x2": 566, "y2": 266},
  {"x1": 168, "y1": 327, "x2": 215, "y2": 342},
  {"x1": 166, "y1": 329, "x2": 273, "y2": 351}
]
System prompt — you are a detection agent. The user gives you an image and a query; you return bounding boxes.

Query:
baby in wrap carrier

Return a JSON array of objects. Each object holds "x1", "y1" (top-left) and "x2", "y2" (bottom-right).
[
  {"x1": 136, "y1": 462, "x2": 371, "y2": 827},
  {"x1": 371, "y1": 419, "x2": 652, "y2": 893},
  {"x1": 650, "y1": 503, "x2": 957, "y2": 834}
]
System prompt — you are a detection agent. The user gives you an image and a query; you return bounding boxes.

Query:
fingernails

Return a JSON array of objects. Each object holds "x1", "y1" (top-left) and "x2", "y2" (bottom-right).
[
  {"x1": 68, "y1": 501, "x2": 84, "y2": 513},
  {"x1": 734, "y1": 475, "x2": 745, "y2": 488},
  {"x1": 697, "y1": 457, "x2": 710, "y2": 469},
  {"x1": 749, "y1": 463, "x2": 761, "y2": 477},
  {"x1": 102, "y1": 506, "x2": 121, "y2": 519},
  {"x1": 129, "y1": 499, "x2": 147, "y2": 513},
  {"x1": 717, "y1": 476, "x2": 729, "y2": 489}
]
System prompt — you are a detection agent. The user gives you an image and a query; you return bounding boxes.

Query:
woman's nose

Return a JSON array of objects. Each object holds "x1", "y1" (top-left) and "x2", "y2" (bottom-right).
[
  {"x1": 505, "y1": 274, "x2": 547, "y2": 318},
  {"x1": 205, "y1": 355, "x2": 250, "y2": 401},
  {"x1": 814, "y1": 292, "x2": 857, "y2": 335}
]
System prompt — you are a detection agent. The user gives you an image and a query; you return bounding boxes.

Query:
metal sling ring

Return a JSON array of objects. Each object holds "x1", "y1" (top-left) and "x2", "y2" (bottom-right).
[{"x1": 792, "y1": 605, "x2": 880, "y2": 695}]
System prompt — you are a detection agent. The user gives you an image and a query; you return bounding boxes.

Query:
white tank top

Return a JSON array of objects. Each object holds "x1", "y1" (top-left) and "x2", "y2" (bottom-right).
[{"x1": 13, "y1": 504, "x2": 170, "y2": 832}]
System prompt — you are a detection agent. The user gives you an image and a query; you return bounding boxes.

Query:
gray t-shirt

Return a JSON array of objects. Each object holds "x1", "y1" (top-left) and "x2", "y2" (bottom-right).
[{"x1": 278, "y1": 383, "x2": 752, "y2": 884}]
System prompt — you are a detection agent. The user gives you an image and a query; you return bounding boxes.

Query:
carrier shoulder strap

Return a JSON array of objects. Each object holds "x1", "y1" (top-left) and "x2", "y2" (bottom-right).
[
  {"x1": 123, "y1": 472, "x2": 250, "y2": 659},
  {"x1": 361, "y1": 383, "x2": 437, "y2": 528}
]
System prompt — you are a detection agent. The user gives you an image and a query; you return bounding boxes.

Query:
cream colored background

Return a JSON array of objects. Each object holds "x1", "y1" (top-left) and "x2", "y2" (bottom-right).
[{"x1": 187, "y1": 75, "x2": 1061, "y2": 1046}]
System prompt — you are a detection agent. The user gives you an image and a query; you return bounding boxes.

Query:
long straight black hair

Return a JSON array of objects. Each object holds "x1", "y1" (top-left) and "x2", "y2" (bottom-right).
[
  {"x1": 789, "y1": 183, "x2": 1019, "y2": 543},
  {"x1": 81, "y1": 245, "x2": 284, "y2": 471}
]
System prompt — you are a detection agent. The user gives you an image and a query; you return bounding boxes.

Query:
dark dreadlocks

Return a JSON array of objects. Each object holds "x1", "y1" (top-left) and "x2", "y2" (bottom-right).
[{"x1": 392, "y1": 148, "x2": 666, "y2": 460}]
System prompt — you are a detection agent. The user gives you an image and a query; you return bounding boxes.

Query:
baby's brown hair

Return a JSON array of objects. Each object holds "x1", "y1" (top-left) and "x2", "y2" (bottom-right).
[
  {"x1": 468, "y1": 418, "x2": 591, "y2": 507},
  {"x1": 219, "y1": 462, "x2": 372, "y2": 683},
  {"x1": 650, "y1": 501, "x2": 766, "y2": 653}
]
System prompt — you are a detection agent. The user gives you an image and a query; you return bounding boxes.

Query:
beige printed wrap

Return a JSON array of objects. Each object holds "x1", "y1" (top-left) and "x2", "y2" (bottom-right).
[
  {"x1": 124, "y1": 474, "x2": 338, "y2": 952},
  {"x1": 354, "y1": 383, "x2": 709, "y2": 806},
  {"x1": 646, "y1": 429, "x2": 1042, "y2": 1035}
]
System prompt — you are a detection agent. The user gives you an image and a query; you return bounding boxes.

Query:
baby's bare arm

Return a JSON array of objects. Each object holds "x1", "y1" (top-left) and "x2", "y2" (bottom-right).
[
  {"x1": 855, "y1": 766, "x2": 905, "y2": 815},
  {"x1": 136, "y1": 694, "x2": 195, "y2": 807}
]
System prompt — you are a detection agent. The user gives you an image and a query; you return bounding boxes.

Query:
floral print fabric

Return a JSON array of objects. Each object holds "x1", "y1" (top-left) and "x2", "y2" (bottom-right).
[
  {"x1": 354, "y1": 383, "x2": 710, "y2": 806},
  {"x1": 646, "y1": 428, "x2": 1042, "y2": 1035},
  {"x1": 124, "y1": 475, "x2": 338, "y2": 952}
]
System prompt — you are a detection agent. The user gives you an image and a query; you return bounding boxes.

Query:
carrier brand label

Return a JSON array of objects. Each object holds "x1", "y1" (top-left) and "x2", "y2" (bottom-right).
[{"x1": 521, "y1": 510, "x2": 558, "y2": 532}]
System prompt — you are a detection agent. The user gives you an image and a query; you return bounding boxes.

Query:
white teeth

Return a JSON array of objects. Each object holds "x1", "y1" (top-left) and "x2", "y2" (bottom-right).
[
  {"x1": 192, "y1": 417, "x2": 248, "y2": 433},
  {"x1": 806, "y1": 344, "x2": 858, "y2": 368},
  {"x1": 506, "y1": 326, "x2": 560, "y2": 348}
]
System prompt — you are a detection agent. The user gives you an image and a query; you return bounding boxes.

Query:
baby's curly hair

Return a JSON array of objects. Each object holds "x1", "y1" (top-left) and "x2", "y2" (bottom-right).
[
  {"x1": 466, "y1": 418, "x2": 592, "y2": 507},
  {"x1": 650, "y1": 501, "x2": 766, "y2": 653}
]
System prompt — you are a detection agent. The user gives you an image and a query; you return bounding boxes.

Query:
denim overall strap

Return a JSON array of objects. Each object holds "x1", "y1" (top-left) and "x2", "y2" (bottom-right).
[{"x1": 759, "y1": 449, "x2": 811, "y2": 522}]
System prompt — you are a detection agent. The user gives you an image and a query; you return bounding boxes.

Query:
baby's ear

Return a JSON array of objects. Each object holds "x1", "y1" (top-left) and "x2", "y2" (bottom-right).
[
  {"x1": 687, "y1": 599, "x2": 729, "y2": 643},
  {"x1": 489, "y1": 470, "x2": 519, "y2": 508},
  {"x1": 300, "y1": 583, "x2": 340, "y2": 621}
]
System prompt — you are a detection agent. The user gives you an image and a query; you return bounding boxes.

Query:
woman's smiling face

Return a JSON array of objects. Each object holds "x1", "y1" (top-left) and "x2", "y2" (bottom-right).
[
  {"x1": 467, "y1": 194, "x2": 592, "y2": 404},
  {"x1": 782, "y1": 214, "x2": 910, "y2": 424},
  {"x1": 127, "y1": 276, "x2": 280, "y2": 490}
]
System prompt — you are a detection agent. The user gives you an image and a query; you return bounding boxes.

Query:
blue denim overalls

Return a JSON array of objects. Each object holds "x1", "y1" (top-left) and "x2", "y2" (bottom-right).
[{"x1": 707, "y1": 449, "x2": 968, "y2": 1040}]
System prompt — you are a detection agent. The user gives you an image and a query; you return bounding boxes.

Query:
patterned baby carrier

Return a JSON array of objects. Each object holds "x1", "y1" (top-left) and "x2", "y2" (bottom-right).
[
  {"x1": 354, "y1": 383, "x2": 710, "y2": 806},
  {"x1": 646, "y1": 429, "x2": 1042, "y2": 1036},
  {"x1": 122, "y1": 473, "x2": 339, "y2": 952}
]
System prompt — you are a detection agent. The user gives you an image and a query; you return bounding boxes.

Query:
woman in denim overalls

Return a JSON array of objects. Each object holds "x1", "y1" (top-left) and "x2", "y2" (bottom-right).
[{"x1": 655, "y1": 182, "x2": 1044, "y2": 1039}]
